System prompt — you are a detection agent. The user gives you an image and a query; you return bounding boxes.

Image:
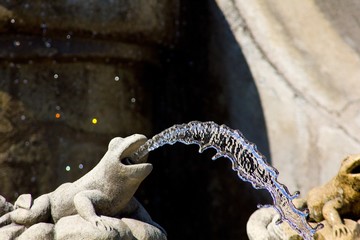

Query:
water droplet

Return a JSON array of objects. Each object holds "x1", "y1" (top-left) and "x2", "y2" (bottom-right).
[
  {"x1": 25, "y1": 141, "x2": 30, "y2": 146},
  {"x1": 66, "y1": 34, "x2": 71, "y2": 40},
  {"x1": 13, "y1": 41, "x2": 20, "y2": 47},
  {"x1": 65, "y1": 166, "x2": 71, "y2": 171},
  {"x1": 10, "y1": 19, "x2": 15, "y2": 24},
  {"x1": 44, "y1": 41, "x2": 51, "y2": 48},
  {"x1": 31, "y1": 176, "x2": 36, "y2": 182},
  {"x1": 20, "y1": 115, "x2": 26, "y2": 120},
  {"x1": 53, "y1": 73, "x2": 59, "y2": 79},
  {"x1": 79, "y1": 164, "x2": 84, "y2": 169},
  {"x1": 114, "y1": 76, "x2": 120, "y2": 81},
  {"x1": 40, "y1": 23, "x2": 47, "y2": 29},
  {"x1": 131, "y1": 98, "x2": 136, "y2": 103},
  {"x1": 56, "y1": 105, "x2": 61, "y2": 110},
  {"x1": 23, "y1": 79, "x2": 28, "y2": 84}
]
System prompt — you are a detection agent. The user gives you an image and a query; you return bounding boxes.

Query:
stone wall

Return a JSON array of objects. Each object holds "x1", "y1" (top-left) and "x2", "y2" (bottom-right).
[{"x1": 216, "y1": 0, "x2": 360, "y2": 196}]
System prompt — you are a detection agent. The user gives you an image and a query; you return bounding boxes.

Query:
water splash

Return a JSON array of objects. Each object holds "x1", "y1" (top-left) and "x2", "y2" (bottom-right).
[{"x1": 130, "y1": 121, "x2": 321, "y2": 240}]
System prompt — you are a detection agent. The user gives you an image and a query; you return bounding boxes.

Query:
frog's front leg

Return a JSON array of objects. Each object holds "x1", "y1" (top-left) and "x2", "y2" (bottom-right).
[
  {"x1": 322, "y1": 197, "x2": 351, "y2": 238},
  {"x1": 74, "y1": 190, "x2": 113, "y2": 231}
]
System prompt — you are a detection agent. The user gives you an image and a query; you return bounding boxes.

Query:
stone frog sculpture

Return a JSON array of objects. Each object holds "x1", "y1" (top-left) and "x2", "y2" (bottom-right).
[
  {"x1": 303, "y1": 154, "x2": 360, "y2": 239},
  {"x1": 0, "y1": 134, "x2": 166, "y2": 240},
  {"x1": 247, "y1": 154, "x2": 360, "y2": 240}
]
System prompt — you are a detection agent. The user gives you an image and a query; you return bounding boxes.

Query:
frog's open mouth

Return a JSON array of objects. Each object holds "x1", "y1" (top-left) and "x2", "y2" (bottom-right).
[
  {"x1": 347, "y1": 160, "x2": 360, "y2": 174},
  {"x1": 121, "y1": 157, "x2": 136, "y2": 165}
]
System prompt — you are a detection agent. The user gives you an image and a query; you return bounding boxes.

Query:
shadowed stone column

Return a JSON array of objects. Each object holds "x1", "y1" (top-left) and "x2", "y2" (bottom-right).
[{"x1": 0, "y1": 0, "x2": 179, "y2": 201}]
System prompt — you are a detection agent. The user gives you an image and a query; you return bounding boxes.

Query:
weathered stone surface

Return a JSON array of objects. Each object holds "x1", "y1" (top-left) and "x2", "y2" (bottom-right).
[
  {"x1": 19, "y1": 223, "x2": 54, "y2": 240},
  {"x1": 55, "y1": 215, "x2": 130, "y2": 240},
  {"x1": 248, "y1": 207, "x2": 360, "y2": 240},
  {"x1": 216, "y1": 0, "x2": 360, "y2": 195},
  {"x1": 0, "y1": 0, "x2": 178, "y2": 45},
  {"x1": 247, "y1": 207, "x2": 281, "y2": 240},
  {"x1": 55, "y1": 215, "x2": 166, "y2": 240},
  {"x1": 0, "y1": 91, "x2": 54, "y2": 201},
  {"x1": 0, "y1": 196, "x2": 13, "y2": 216},
  {"x1": 0, "y1": 224, "x2": 25, "y2": 239},
  {"x1": 14, "y1": 194, "x2": 32, "y2": 210}
]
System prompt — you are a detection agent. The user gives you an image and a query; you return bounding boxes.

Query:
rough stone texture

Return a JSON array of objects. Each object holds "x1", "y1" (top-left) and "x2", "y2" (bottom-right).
[
  {"x1": 0, "y1": 0, "x2": 178, "y2": 45},
  {"x1": 248, "y1": 208, "x2": 360, "y2": 240},
  {"x1": 0, "y1": 91, "x2": 54, "y2": 200},
  {"x1": 0, "y1": 135, "x2": 166, "y2": 240},
  {"x1": 0, "y1": 195, "x2": 13, "y2": 216},
  {"x1": 215, "y1": 0, "x2": 360, "y2": 195},
  {"x1": 19, "y1": 223, "x2": 54, "y2": 240}
]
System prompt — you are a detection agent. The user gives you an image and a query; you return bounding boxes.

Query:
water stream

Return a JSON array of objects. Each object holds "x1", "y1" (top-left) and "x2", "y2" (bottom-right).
[{"x1": 130, "y1": 121, "x2": 321, "y2": 240}]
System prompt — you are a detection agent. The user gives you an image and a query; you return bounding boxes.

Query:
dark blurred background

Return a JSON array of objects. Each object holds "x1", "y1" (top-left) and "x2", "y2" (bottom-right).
[{"x1": 0, "y1": 1, "x2": 271, "y2": 239}]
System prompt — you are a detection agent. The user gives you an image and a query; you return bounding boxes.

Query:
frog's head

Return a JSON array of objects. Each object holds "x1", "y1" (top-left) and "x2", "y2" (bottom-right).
[
  {"x1": 338, "y1": 154, "x2": 360, "y2": 190},
  {"x1": 107, "y1": 135, "x2": 152, "y2": 182}
]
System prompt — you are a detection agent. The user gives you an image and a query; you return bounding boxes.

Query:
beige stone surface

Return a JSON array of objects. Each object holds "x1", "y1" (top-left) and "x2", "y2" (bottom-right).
[{"x1": 216, "y1": 0, "x2": 360, "y2": 195}]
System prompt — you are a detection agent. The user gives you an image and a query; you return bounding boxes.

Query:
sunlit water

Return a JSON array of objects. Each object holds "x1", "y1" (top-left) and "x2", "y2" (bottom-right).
[{"x1": 131, "y1": 121, "x2": 321, "y2": 240}]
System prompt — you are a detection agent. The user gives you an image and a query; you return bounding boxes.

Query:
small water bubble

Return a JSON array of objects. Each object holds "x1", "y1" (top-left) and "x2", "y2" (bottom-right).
[
  {"x1": 114, "y1": 76, "x2": 120, "y2": 81},
  {"x1": 79, "y1": 164, "x2": 84, "y2": 169},
  {"x1": 44, "y1": 41, "x2": 51, "y2": 48},
  {"x1": 131, "y1": 98, "x2": 136, "y2": 103},
  {"x1": 65, "y1": 166, "x2": 71, "y2": 171},
  {"x1": 25, "y1": 141, "x2": 30, "y2": 146},
  {"x1": 66, "y1": 34, "x2": 71, "y2": 40},
  {"x1": 20, "y1": 115, "x2": 26, "y2": 120},
  {"x1": 41, "y1": 23, "x2": 47, "y2": 30},
  {"x1": 13, "y1": 41, "x2": 20, "y2": 47},
  {"x1": 23, "y1": 79, "x2": 28, "y2": 84},
  {"x1": 53, "y1": 73, "x2": 59, "y2": 79},
  {"x1": 10, "y1": 19, "x2": 15, "y2": 24},
  {"x1": 56, "y1": 105, "x2": 61, "y2": 110},
  {"x1": 31, "y1": 176, "x2": 36, "y2": 182}
]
